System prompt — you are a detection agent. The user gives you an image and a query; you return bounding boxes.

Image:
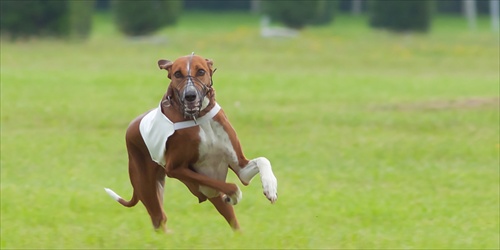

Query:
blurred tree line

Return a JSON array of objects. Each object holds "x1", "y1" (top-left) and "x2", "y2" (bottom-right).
[
  {"x1": 1, "y1": 0, "x2": 498, "y2": 40},
  {"x1": 0, "y1": 0, "x2": 94, "y2": 39}
]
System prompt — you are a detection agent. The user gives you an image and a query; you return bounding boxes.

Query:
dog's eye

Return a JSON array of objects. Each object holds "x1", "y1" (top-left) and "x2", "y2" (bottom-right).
[
  {"x1": 196, "y1": 69, "x2": 206, "y2": 76},
  {"x1": 174, "y1": 71, "x2": 183, "y2": 78}
]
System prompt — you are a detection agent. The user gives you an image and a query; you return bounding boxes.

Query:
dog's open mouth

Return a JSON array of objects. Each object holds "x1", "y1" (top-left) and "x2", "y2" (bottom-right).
[
  {"x1": 183, "y1": 103, "x2": 201, "y2": 117},
  {"x1": 184, "y1": 107, "x2": 199, "y2": 114}
]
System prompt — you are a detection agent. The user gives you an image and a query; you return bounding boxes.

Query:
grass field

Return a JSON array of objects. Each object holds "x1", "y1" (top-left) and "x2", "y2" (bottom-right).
[{"x1": 1, "y1": 12, "x2": 499, "y2": 249}]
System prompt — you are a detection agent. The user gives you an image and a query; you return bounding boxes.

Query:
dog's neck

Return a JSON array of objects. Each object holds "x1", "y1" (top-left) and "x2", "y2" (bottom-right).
[{"x1": 161, "y1": 86, "x2": 216, "y2": 123}]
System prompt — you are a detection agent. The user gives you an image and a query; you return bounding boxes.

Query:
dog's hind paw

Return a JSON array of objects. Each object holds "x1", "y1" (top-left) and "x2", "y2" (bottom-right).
[{"x1": 223, "y1": 186, "x2": 242, "y2": 205}]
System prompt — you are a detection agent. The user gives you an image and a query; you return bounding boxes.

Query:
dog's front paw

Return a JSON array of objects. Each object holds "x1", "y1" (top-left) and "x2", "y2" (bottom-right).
[
  {"x1": 222, "y1": 185, "x2": 242, "y2": 205},
  {"x1": 261, "y1": 175, "x2": 278, "y2": 204}
]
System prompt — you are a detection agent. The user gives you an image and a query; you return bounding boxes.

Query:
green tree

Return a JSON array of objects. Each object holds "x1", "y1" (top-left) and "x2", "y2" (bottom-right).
[
  {"x1": 263, "y1": 0, "x2": 334, "y2": 29},
  {"x1": 369, "y1": 0, "x2": 432, "y2": 32},
  {"x1": 112, "y1": 0, "x2": 182, "y2": 37},
  {"x1": 0, "y1": 0, "x2": 94, "y2": 40}
]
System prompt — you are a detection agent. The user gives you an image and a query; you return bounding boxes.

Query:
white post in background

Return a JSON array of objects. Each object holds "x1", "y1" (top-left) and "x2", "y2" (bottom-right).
[
  {"x1": 491, "y1": 0, "x2": 500, "y2": 32},
  {"x1": 351, "y1": 0, "x2": 362, "y2": 16},
  {"x1": 464, "y1": 0, "x2": 477, "y2": 30},
  {"x1": 251, "y1": 0, "x2": 260, "y2": 14}
]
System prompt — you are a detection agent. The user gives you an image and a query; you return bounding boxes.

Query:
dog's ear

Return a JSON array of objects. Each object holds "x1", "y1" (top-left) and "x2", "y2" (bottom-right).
[
  {"x1": 158, "y1": 59, "x2": 173, "y2": 78},
  {"x1": 205, "y1": 59, "x2": 214, "y2": 76}
]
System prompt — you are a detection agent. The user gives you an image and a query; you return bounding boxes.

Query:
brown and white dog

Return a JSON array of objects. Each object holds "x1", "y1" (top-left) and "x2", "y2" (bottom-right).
[{"x1": 104, "y1": 53, "x2": 278, "y2": 232}]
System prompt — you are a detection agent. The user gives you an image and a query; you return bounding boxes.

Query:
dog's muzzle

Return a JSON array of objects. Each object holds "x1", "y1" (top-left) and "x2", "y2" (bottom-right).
[
  {"x1": 176, "y1": 76, "x2": 210, "y2": 119},
  {"x1": 181, "y1": 84, "x2": 202, "y2": 115}
]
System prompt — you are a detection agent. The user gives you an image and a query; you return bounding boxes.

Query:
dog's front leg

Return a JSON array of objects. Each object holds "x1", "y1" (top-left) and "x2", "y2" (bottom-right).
[
  {"x1": 213, "y1": 115, "x2": 278, "y2": 204},
  {"x1": 166, "y1": 167, "x2": 242, "y2": 205},
  {"x1": 178, "y1": 179, "x2": 208, "y2": 203},
  {"x1": 234, "y1": 157, "x2": 278, "y2": 204}
]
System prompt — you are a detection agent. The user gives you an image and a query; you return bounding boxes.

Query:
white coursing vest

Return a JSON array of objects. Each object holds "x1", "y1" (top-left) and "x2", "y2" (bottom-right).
[{"x1": 139, "y1": 102, "x2": 221, "y2": 167}]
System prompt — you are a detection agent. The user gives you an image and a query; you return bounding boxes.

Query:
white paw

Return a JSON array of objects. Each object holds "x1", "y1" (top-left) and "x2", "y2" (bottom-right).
[
  {"x1": 222, "y1": 186, "x2": 242, "y2": 205},
  {"x1": 261, "y1": 175, "x2": 278, "y2": 204}
]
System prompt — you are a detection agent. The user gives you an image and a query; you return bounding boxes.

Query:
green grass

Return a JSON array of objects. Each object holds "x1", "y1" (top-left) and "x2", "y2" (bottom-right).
[{"x1": 1, "y1": 12, "x2": 499, "y2": 249}]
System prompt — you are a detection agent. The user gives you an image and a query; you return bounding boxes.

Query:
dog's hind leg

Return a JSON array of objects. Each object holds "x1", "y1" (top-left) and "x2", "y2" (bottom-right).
[
  {"x1": 153, "y1": 166, "x2": 170, "y2": 233},
  {"x1": 127, "y1": 146, "x2": 169, "y2": 233},
  {"x1": 208, "y1": 195, "x2": 240, "y2": 231},
  {"x1": 141, "y1": 163, "x2": 169, "y2": 233}
]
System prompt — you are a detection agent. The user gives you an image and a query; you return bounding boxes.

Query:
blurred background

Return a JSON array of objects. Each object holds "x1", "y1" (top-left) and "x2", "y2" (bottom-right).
[
  {"x1": 1, "y1": 0, "x2": 499, "y2": 249},
  {"x1": 1, "y1": 0, "x2": 499, "y2": 39}
]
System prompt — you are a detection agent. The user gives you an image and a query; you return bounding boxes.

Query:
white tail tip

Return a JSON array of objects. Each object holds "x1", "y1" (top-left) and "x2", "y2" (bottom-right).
[{"x1": 104, "y1": 188, "x2": 122, "y2": 201}]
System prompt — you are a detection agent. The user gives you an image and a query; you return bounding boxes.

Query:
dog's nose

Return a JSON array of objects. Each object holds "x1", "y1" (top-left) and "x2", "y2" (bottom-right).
[
  {"x1": 185, "y1": 91, "x2": 197, "y2": 102},
  {"x1": 184, "y1": 86, "x2": 197, "y2": 102}
]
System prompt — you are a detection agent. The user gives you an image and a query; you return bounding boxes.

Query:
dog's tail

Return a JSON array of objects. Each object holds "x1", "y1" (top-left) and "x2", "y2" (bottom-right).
[{"x1": 104, "y1": 188, "x2": 139, "y2": 207}]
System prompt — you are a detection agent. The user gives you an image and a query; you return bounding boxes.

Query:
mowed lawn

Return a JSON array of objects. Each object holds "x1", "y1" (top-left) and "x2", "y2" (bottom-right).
[{"x1": 1, "y1": 12, "x2": 498, "y2": 249}]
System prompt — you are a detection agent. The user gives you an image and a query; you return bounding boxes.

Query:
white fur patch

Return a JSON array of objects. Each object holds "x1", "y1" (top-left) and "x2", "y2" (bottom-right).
[
  {"x1": 201, "y1": 97, "x2": 210, "y2": 111},
  {"x1": 194, "y1": 119, "x2": 241, "y2": 203},
  {"x1": 195, "y1": 119, "x2": 239, "y2": 178}
]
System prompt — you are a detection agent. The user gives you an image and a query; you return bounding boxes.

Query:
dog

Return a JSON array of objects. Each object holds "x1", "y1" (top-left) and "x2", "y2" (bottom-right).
[{"x1": 104, "y1": 53, "x2": 278, "y2": 232}]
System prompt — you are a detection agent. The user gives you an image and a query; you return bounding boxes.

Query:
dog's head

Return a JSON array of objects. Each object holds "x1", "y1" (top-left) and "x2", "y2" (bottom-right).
[{"x1": 158, "y1": 53, "x2": 214, "y2": 119}]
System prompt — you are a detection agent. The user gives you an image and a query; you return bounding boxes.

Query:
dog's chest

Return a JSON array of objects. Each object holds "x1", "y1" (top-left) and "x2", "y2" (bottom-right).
[{"x1": 193, "y1": 120, "x2": 237, "y2": 179}]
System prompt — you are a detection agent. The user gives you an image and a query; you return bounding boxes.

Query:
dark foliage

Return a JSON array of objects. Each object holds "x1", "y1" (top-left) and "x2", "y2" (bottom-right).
[
  {"x1": 0, "y1": 0, "x2": 94, "y2": 40},
  {"x1": 369, "y1": 0, "x2": 432, "y2": 32},
  {"x1": 112, "y1": 0, "x2": 182, "y2": 37},
  {"x1": 263, "y1": 0, "x2": 334, "y2": 29}
]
